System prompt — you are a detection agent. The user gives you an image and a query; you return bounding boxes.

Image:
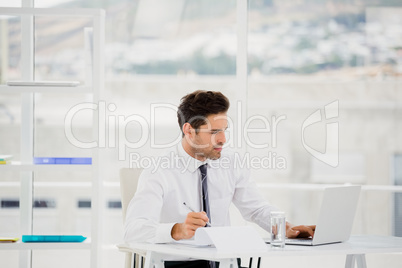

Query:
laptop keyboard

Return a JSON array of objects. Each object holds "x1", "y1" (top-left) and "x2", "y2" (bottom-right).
[
  {"x1": 265, "y1": 237, "x2": 313, "y2": 245},
  {"x1": 285, "y1": 238, "x2": 313, "y2": 245}
]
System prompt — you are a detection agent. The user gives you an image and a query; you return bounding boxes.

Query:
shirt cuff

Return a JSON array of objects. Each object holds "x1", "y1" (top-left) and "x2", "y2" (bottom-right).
[{"x1": 155, "y1": 222, "x2": 176, "y2": 243}]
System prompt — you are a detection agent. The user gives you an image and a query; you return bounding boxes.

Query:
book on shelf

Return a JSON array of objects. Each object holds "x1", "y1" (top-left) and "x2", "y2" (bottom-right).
[
  {"x1": 33, "y1": 157, "x2": 92, "y2": 165},
  {"x1": 0, "y1": 237, "x2": 19, "y2": 243},
  {"x1": 0, "y1": 155, "x2": 13, "y2": 164},
  {"x1": 22, "y1": 235, "x2": 86, "y2": 243}
]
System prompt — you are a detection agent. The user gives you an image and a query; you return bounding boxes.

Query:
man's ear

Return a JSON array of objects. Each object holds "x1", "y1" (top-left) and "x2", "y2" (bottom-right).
[{"x1": 182, "y1": 123, "x2": 193, "y2": 137}]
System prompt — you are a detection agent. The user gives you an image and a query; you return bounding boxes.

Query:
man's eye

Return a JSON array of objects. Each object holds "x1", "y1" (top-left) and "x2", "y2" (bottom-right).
[{"x1": 211, "y1": 130, "x2": 220, "y2": 135}]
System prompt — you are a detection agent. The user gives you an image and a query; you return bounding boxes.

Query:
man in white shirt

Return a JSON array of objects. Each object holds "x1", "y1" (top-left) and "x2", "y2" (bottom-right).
[{"x1": 125, "y1": 90, "x2": 315, "y2": 267}]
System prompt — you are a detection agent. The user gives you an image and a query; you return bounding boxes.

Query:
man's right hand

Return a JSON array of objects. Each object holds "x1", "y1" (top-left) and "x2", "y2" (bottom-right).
[{"x1": 171, "y1": 212, "x2": 209, "y2": 240}]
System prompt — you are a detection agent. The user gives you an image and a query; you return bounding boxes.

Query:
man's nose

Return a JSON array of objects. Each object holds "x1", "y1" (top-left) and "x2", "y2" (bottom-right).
[{"x1": 216, "y1": 131, "x2": 226, "y2": 144}]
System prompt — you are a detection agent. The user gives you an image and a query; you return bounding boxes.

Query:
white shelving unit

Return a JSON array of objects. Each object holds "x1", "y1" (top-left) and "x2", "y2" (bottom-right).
[
  {"x1": 0, "y1": 240, "x2": 92, "y2": 250},
  {"x1": 0, "y1": 7, "x2": 105, "y2": 268},
  {"x1": 0, "y1": 85, "x2": 93, "y2": 94},
  {"x1": 0, "y1": 162, "x2": 93, "y2": 172}
]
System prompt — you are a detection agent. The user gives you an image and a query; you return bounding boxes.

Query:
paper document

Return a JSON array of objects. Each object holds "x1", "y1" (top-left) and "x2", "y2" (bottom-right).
[
  {"x1": 190, "y1": 226, "x2": 267, "y2": 251},
  {"x1": 174, "y1": 239, "x2": 212, "y2": 247}
]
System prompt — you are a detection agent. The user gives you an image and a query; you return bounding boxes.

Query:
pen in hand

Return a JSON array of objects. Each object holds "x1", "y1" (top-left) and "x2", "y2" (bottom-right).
[{"x1": 182, "y1": 202, "x2": 211, "y2": 227}]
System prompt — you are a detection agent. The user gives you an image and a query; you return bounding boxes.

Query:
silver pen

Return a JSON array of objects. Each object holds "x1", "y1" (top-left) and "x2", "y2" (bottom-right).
[{"x1": 182, "y1": 202, "x2": 211, "y2": 227}]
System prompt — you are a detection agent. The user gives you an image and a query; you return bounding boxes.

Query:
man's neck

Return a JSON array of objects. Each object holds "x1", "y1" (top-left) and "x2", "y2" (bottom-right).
[{"x1": 181, "y1": 138, "x2": 206, "y2": 162}]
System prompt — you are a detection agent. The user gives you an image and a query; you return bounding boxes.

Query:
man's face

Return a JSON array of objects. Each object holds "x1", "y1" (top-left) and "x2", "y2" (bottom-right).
[{"x1": 188, "y1": 113, "x2": 228, "y2": 161}]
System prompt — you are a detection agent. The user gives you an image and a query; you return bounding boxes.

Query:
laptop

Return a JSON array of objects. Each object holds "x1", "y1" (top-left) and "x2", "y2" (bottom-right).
[
  {"x1": 278, "y1": 185, "x2": 361, "y2": 246},
  {"x1": 7, "y1": 80, "x2": 80, "y2": 87}
]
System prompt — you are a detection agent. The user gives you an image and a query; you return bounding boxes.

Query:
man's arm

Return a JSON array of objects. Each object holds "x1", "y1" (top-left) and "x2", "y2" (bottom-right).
[
  {"x1": 231, "y1": 167, "x2": 281, "y2": 231},
  {"x1": 231, "y1": 164, "x2": 316, "y2": 238},
  {"x1": 124, "y1": 170, "x2": 174, "y2": 243},
  {"x1": 124, "y1": 169, "x2": 210, "y2": 243}
]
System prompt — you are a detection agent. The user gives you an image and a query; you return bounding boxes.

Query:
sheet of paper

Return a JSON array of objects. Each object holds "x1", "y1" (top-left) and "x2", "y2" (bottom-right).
[
  {"x1": 173, "y1": 239, "x2": 212, "y2": 247},
  {"x1": 195, "y1": 226, "x2": 267, "y2": 252}
]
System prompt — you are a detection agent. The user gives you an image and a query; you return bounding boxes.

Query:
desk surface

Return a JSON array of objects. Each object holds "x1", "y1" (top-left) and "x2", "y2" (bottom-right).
[{"x1": 118, "y1": 235, "x2": 402, "y2": 260}]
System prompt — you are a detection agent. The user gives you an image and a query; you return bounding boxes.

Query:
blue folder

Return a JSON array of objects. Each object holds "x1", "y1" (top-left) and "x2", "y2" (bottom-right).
[{"x1": 22, "y1": 235, "x2": 87, "y2": 243}]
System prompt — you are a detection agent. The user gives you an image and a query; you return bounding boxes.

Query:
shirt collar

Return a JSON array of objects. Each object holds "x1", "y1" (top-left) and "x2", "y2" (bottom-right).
[{"x1": 178, "y1": 141, "x2": 210, "y2": 173}]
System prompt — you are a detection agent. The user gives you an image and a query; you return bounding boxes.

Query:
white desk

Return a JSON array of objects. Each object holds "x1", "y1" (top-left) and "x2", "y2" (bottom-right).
[{"x1": 117, "y1": 235, "x2": 402, "y2": 268}]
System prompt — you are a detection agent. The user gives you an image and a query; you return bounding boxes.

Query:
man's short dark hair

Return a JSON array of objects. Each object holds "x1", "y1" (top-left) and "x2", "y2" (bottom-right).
[{"x1": 177, "y1": 90, "x2": 230, "y2": 135}]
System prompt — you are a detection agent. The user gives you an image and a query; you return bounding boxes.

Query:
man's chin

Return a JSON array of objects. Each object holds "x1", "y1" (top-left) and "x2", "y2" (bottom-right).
[{"x1": 209, "y1": 152, "x2": 222, "y2": 160}]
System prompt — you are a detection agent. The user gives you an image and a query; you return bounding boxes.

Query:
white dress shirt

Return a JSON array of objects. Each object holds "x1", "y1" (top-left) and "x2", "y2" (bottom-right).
[{"x1": 124, "y1": 143, "x2": 279, "y2": 243}]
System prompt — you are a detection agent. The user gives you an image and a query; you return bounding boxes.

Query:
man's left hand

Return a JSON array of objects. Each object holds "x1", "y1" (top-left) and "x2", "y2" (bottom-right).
[{"x1": 286, "y1": 222, "x2": 316, "y2": 238}]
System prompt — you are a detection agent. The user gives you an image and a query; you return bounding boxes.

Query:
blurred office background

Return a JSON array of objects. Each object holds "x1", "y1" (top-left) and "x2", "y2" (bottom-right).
[{"x1": 1, "y1": 0, "x2": 402, "y2": 267}]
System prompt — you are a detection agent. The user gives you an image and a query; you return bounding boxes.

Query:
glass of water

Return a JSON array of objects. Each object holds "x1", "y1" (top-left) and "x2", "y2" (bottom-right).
[{"x1": 270, "y1": 211, "x2": 286, "y2": 248}]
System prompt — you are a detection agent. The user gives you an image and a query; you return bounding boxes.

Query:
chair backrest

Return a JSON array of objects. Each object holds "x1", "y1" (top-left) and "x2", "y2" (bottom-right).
[{"x1": 120, "y1": 168, "x2": 143, "y2": 223}]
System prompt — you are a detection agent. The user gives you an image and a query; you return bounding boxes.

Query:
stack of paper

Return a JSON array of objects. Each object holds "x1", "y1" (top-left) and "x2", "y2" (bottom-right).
[
  {"x1": 0, "y1": 155, "x2": 13, "y2": 164},
  {"x1": 177, "y1": 226, "x2": 268, "y2": 252}
]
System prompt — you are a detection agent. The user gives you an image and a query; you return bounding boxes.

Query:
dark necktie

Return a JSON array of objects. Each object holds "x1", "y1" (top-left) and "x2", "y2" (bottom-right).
[
  {"x1": 199, "y1": 164, "x2": 211, "y2": 223},
  {"x1": 199, "y1": 164, "x2": 216, "y2": 268}
]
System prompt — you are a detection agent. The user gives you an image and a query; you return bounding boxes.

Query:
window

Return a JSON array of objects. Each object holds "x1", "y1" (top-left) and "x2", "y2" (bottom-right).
[
  {"x1": 1, "y1": 199, "x2": 19, "y2": 208},
  {"x1": 77, "y1": 199, "x2": 91, "y2": 209},
  {"x1": 107, "y1": 200, "x2": 122, "y2": 209}
]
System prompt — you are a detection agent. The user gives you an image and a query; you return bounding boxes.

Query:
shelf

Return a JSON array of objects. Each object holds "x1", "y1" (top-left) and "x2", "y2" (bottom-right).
[
  {"x1": 0, "y1": 85, "x2": 93, "y2": 94},
  {"x1": 0, "y1": 181, "x2": 92, "y2": 188},
  {"x1": 0, "y1": 7, "x2": 104, "y2": 18},
  {"x1": 0, "y1": 240, "x2": 91, "y2": 250},
  {"x1": 0, "y1": 181, "x2": 120, "y2": 188},
  {"x1": 0, "y1": 162, "x2": 92, "y2": 172}
]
